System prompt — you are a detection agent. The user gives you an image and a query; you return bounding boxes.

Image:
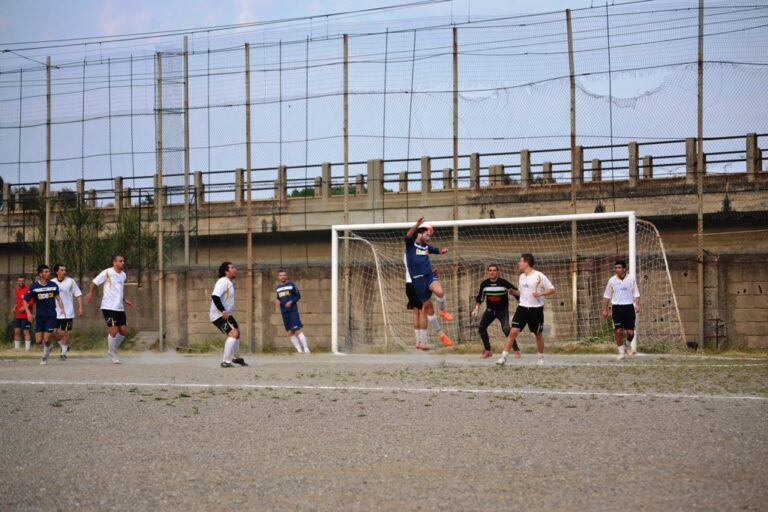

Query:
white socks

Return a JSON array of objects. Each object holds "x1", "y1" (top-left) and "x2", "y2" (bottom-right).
[
  {"x1": 435, "y1": 295, "x2": 447, "y2": 311},
  {"x1": 618, "y1": 345, "x2": 626, "y2": 355},
  {"x1": 427, "y1": 314, "x2": 443, "y2": 334},
  {"x1": 25, "y1": 340, "x2": 31, "y2": 351},
  {"x1": 297, "y1": 333, "x2": 310, "y2": 352},
  {"x1": 290, "y1": 334, "x2": 310, "y2": 353},
  {"x1": 223, "y1": 337, "x2": 237, "y2": 362},
  {"x1": 14, "y1": 340, "x2": 20, "y2": 350},
  {"x1": 107, "y1": 335, "x2": 116, "y2": 355}
]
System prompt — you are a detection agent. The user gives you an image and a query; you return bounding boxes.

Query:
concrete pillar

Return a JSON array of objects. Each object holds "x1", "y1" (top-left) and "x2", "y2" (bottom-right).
[
  {"x1": 123, "y1": 188, "x2": 132, "y2": 209},
  {"x1": 591, "y1": 159, "x2": 602, "y2": 182},
  {"x1": 746, "y1": 133, "x2": 761, "y2": 182},
  {"x1": 420, "y1": 156, "x2": 432, "y2": 196},
  {"x1": 235, "y1": 168, "x2": 244, "y2": 205},
  {"x1": 76, "y1": 179, "x2": 85, "y2": 204},
  {"x1": 685, "y1": 138, "x2": 697, "y2": 184},
  {"x1": 572, "y1": 145, "x2": 584, "y2": 186},
  {"x1": 488, "y1": 165, "x2": 502, "y2": 187},
  {"x1": 628, "y1": 142, "x2": 639, "y2": 187},
  {"x1": 322, "y1": 162, "x2": 331, "y2": 198},
  {"x1": 442, "y1": 168, "x2": 453, "y2": 189},
  {"x1": 543, "y1": 162, "x2": 553, "y2": 183},
  {"x1": 643, "y1": 155, "x2": 653, "y2": 180},
  {"x1": 2, "y1": 182, "x2": 10, "y2": 214},
  {"x1": 154, "y1": 174, "x2": 167, "y2": 206},
  {"x1": 87, "y1": 189, "x2": 97, "y2": 208},
  {"x1": 114, "y1": 177, "x2": 123, "y2": 212},
  {"x1": 313, "y1": 177, "x2": 323, "y2": 198},
  {"x1": 469, "y1": 152, "x2": 480, "y2": 190},
  {"x1": 194, "y1": 171, "x2": 205, "y2": 205},
  {"x1": 367, "y1": 159, "x2": 383, "y2": 199},
  {"x1": 398, "y1": 171, "x2": 408, "y2": 193},
  {"x1": 14, "y1": 192, "x2": 22, "y2": 212},
  {"x1": 277, "y1": 165, "x2": 287, "y2": 202},
  {"x1": 355, "y1": 174, "x2": 365, "y2": 195},
  {"x1": 521, "y1": 150, "x2": 531, "y2": 189},
  {"x1": 39, "y1": 181, "x2": 47, "y2": 199}
]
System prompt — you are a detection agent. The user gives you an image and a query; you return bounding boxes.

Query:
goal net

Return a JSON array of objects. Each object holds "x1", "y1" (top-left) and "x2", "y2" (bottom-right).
[{"x1": 331, "y1": 212, "x2": 685, "y2": 353}]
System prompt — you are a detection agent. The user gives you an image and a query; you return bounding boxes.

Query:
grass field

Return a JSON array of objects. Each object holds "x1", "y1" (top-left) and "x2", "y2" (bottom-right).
[{"x1": 1, "y1": 350, "x2": 766, "y2": 511}]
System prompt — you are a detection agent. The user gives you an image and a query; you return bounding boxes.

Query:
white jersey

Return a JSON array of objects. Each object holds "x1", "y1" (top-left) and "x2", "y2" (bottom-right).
[
  {"x1": 404, "y1": 253, "x2": 412, "y2": 284},
  {"x1": 603, "y1": 274, "x2": 640, "y2": 305},
  {"x1": 53, "y1": 277, "x2": 82, "y2": 319},
  {"x1": 518, "y1": 270, "x2": 554, "y2": 308},
  {"x1": 92, "y1": 268, "x2": 127, "y2": 311},
  {"x1": 209, "y1": 277, "x2": 235, "y2": 322}
]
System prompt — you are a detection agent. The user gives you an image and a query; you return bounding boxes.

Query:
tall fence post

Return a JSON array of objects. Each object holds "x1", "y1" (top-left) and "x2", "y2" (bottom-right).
[
  {"x1": 45, "y1": 56, "x2": 52, "y2": 264},
  {"x1": 566, "y1": 9, "x2": 579, "y2": 340},
  {"x1": 183, "y1": 35, "x2": 191, "y2": 268},
  {"x1": 245, "y1": 43, "x2": 255, "y2": 353},
  {"x1": 155, "y1": 51, "x2": 165, "y2": 352}
]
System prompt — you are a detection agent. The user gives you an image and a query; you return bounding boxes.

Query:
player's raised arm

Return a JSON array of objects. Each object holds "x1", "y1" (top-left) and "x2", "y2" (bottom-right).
[{"x1": 405, "y1": 216, "x2": 425, "y2": 239}]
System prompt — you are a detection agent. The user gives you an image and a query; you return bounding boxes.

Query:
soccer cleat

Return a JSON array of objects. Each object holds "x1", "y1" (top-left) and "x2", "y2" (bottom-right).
[
  {"x1": 59, "y1": 353, "x2": 67, "y2": 361},
  {"x1": 303, "y1": 347, "x2": 311, "y2": 354},
  {"x1": 513, "y1": 351, "x2": 522, "y2": 359},
  {"x1": 439, "y1": 334, "x2": 453, "y2": 347},
  {"x1": 630, "y1": 339, "x2": 638, "y2": 354},
  {"x1": 40, "y1": 359, "x2": 47, "y2": 365},
  {"x1": 112, "y1": 356, "x2": 121, "y2": 364},
  {"x1": 495, "y1": 356, "x2": 507, "y2": 366},
  {"x1": 536, "y1": 357, "x2": 545, "y2": 366},
  {"x1": 616, "y1": 352, "x2": 625, "y2": 361},
  {"x1": 481, "y1": 350, "x2": 493, "y2": 358},
  {"x1": 220, "y1": 361, "x2": 233, "y2": 368},
  {"x1": 438, "y1": 310, "x2": 454, "y2": 321},
  {"x1": 232, "y1": 357, "x2": 248, "y2": 367}
]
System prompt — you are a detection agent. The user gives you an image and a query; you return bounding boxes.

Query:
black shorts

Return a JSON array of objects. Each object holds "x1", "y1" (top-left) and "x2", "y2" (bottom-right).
[
  {"x1": 511, "y1": 306, "x2": 544, "y2": 334},
  {"x1": 14, "y1": 318, "x2": 31, "y2": 330},
  {"x1": 35, "y1": 316, "x2": 58, "y2": 334},
  {"x1": 213, "y1": 315, "x2": 239, "y2": 335},
  {"x1": 56, "y1": 318, "x2": 74, "y2": 332},
  {"x1": 611, "y1": 304, "x2": 636, "y2": 330},
  {"x1": 405, "y1": 283, "x2": 423, "y2": 310},
  {"x1": 102, "y1": 310, "x2": 127, "y2": 327}
]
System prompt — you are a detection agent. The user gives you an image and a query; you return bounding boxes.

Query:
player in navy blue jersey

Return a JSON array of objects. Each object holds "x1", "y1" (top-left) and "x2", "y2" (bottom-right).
[
  {"x1": 275, "y1": 269, "x2": 311, "y2": 353},
  {"x1": 23, "y1": 264, "x2": 65, "y2": 365},
  {"x1": 404, "y1": 217, "x2": 454, "y2": 328}
]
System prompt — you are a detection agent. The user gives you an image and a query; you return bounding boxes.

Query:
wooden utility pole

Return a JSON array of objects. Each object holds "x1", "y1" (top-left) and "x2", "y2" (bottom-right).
[
  {"x1": 696, "y1": 0, "x2": 705, "y2": 350},
  {"x1": 45, "y1": 56, "x2": 51, "y2": 263},
  {"x1": 155, "y1": 52, "x2": 165, "y2": 351},
  {"x1": 183, "y1": 36, "x2": 190, "y2": 268},
  {"x1": 566, "y1": 9, "x2": 579, "y2": 339}
]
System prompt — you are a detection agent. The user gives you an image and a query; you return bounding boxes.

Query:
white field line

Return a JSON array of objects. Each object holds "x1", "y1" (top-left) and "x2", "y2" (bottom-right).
[{"x1": 0, "y1": 379, "x2": 766, "y2": 402}]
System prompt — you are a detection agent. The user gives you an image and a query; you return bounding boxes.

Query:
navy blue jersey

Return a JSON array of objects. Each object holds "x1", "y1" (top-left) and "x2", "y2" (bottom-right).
[
  {"x1": 24, "y1": 280, "x2": 59, "y2": 318},
  {"x1": 404, "y1": 235, "x2": 440, "y2": 279},
  {"x1": 276, "y1": 281, "x2": 301, "y2": 313}
]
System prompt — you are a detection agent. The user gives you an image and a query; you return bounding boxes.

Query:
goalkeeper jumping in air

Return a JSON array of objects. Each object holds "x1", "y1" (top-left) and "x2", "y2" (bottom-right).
[{"x1": 404, "y1": 217, "x2": 454, "y2": 346}]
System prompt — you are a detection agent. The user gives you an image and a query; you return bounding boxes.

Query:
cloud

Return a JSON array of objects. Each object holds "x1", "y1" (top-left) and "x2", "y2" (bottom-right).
[
  {"x1": 100, "y1": 0, "x2": 152, "y2": 36},
  {"x1": 234, "y1": 0, "x2": 260, "y2": 26}
]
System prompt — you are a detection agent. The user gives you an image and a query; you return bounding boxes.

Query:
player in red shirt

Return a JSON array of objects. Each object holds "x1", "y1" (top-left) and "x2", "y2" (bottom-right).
[{"x1": 12, "y1": 275, "x2": 33, "y2": 351}]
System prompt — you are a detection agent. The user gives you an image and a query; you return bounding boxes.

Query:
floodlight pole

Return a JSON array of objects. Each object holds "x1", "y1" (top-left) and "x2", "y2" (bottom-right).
[
  {"x1": 566, "y1": 9, "x2": 579, "y2": 340},
  {"x1": 696, "y1": 0, "x2": 705, "y2": 351},
  {"x1": 452, "y1": 26, "x2": 461, "y2": 342},
  {"x1": 183, "y1": 36, "x2": 190, "y2": 268}
]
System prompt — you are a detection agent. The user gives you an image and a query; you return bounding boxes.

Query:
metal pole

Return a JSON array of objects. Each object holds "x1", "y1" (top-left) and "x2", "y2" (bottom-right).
[
  {"x1": 566, "y1": 9, "x2": 579, "y2": 340},
  {"x1": 342, "y1": 34, "x2": 351, "y2": 352},
  {"x1": 245, "y1": 43, "x2": 255, "y2": 353},
  {"x1": 696, "y1": 0, "x2": 705, "y2": 350},
  {"x1": 183, "y1": 36, "x2": 190, "y2": 268},
  {"x1": 452, "y1": 26, "x2": 461, "y2": 343},
  {"x1": 156, "y1": 52, "x2": 165, "y2": 352},
  {"x1": 45, "y1": 56, "x2": 51, "y2": 264}
]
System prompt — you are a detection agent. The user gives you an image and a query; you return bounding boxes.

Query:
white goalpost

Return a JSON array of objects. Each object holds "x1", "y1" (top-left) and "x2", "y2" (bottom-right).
[{"x1": 331, "y1": 211, "x2": 684, "y2": 354}]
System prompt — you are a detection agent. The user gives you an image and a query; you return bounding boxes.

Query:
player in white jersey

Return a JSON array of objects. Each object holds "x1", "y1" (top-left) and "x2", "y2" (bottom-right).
[
  {"x1": 210, "y1": 261, "x2": 247, "y2": 368},
  {"x1": 496, "y1": 254, "x2": 555, "y2": 367},
  {"x1": 601, "y1": 259, "x2": 641, "y2": 360},
  {"x1": 85, "y1": 255, "x2": 133, "y2": 364},
  {"x1": 51, "y1": 263, "x2": 83, "y2": 361}
]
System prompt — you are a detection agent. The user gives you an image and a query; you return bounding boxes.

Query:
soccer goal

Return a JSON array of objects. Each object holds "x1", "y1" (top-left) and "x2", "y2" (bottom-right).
[{"x1": 331, "y1": 212, "x2": 685, "y2": 354}]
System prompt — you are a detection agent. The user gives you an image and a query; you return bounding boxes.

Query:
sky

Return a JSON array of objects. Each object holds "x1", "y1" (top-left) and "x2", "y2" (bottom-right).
[{"x1": 0, "y1": 0, "x2": 766, "y2": 196}]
